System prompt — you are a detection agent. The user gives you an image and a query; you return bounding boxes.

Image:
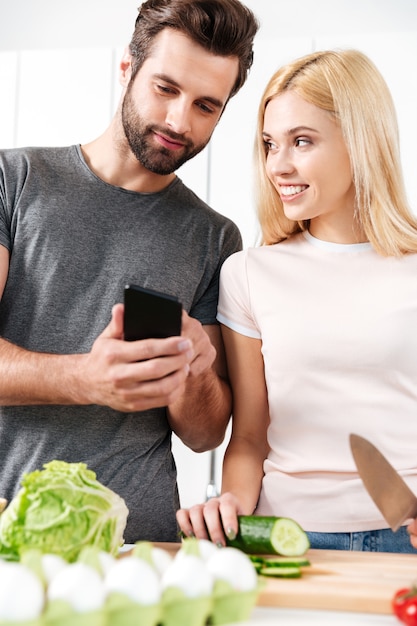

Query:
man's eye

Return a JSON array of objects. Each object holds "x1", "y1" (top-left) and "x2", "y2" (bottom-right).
[
  {"x1": 157, "y1": 84, "x2": 175, "y2": 94},
  {"x1": 197, "y1": 102, "x2": 215, "y2": 114}
]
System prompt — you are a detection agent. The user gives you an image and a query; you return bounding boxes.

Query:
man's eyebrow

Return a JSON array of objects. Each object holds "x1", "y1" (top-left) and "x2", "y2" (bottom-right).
[{"x1": 153, "y1": 73, "x2": 225, "y2": 109}]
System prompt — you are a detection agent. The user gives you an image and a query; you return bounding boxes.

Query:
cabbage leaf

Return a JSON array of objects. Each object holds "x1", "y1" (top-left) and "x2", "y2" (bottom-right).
[{"x1": 0, "y1": 460, "x2": 129, "y2": 562}]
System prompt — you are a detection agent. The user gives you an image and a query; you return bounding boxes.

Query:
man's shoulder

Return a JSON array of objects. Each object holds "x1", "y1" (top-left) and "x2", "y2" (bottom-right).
[
  {"x1": 0, "y1": 145, "x2": 76, "y2": 169},
  {"x1": 172, "y1": 177, "x2": 241, "y2": 232}
]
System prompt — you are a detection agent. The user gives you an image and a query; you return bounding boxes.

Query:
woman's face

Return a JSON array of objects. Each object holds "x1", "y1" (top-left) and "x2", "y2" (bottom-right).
[{"x1": 263, "y1": 90, "x2": 357, "y2": 243}]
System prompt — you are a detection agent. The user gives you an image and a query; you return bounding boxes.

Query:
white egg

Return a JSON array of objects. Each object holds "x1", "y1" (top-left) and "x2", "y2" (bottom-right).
[
  {"x1": 98, "y1": 551, "x2": 117, "y2": 576},
  {"x1": 41, "y1": 553, "x2": 68, "y2": 585},
  {"x1": 104, "y1": 556, "x2": 161, "y2": 605},
  {"x1": 197, "y1": 539, "x2": 220, "y2": 561},
  {"x1": 162, "y1": 554, "x2": 213, "y2": 598},
  {"x1": 207, "y1": 547, "x2": 257, "y2": 592},
  {"x1": 151, "y1": 547, "x2": 173, "y2": 576},
  {"x1": 0, "y1": 562, "x2": 44, "y2": 620},
  {"x1": 47, "y1": 562, "x2": 106, "y2": 612}
]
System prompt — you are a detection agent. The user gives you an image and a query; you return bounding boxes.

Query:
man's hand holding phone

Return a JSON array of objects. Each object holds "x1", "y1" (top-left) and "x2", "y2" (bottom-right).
[
  {"x1": 79, "y1": 292, "x2": 192, "y2": 412},
  {"x1": 77, "y1": 285, "x2": 216, "y2": 413}
]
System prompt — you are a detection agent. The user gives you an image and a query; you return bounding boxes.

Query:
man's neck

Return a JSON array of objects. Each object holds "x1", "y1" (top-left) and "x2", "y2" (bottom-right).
[{"x1": 81, "y1": 123, "x2": 176, "y2": 194}]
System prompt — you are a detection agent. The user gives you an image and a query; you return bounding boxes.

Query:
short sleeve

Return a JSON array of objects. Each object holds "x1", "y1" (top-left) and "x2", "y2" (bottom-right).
[
  {"x1": 0, "y1": 153, "x2": 12, "y2": 251},
  {"x1": 188, "y1": 218, "x2": 242, "y2": 326},
  {"x1": 217, "y1": 249, "x2": 261, "y2": 339}
]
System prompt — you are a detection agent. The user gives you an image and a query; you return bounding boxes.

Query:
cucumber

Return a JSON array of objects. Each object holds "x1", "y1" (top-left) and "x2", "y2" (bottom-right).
[{"x1": 226, "y1": 515, "x2": 310, "y2": 556}]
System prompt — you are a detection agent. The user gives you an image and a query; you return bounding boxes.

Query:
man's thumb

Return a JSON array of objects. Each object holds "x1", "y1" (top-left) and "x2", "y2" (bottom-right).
[{"x1": 101, "y1": 303, "x2": 124, "y2": 339}]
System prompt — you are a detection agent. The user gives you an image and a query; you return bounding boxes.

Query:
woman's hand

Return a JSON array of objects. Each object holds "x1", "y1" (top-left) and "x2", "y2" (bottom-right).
[
  {"x1": 407, "y1": 519, "x2": 417, "y2": 549},
  {"x1": 176, "y1": 492, "x2": 243, "y2": 547}
]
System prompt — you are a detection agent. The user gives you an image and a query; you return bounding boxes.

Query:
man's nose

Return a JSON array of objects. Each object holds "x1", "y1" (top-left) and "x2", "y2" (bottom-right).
[{"x1": 165, "y1": 99, "x2": 192, "y2": 135}]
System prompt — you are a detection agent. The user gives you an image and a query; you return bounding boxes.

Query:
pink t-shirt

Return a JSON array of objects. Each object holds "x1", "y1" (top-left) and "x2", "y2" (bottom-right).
[{"x1": 217, "y1": 231, "x2": 417, "y2": 532}]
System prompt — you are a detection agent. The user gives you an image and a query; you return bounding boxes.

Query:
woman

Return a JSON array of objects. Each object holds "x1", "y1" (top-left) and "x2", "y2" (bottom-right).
[{"x1": 176, "y1": 49, "x2": 417, "y2": 552}]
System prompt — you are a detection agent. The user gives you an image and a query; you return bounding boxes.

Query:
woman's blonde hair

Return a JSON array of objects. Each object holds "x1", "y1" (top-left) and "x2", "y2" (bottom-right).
[{"x1": 255, "y1": 49, "x2": 417, "y2": 255}]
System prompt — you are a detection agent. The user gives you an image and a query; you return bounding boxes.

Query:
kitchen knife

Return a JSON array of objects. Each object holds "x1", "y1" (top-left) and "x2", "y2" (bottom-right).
[{"x1": 349, "y1": 433, "x2": 417, "y2": 532}]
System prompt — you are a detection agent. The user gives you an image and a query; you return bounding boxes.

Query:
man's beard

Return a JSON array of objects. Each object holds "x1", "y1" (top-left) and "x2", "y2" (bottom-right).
[{"x1": 121, "y1": 86, "x2": 209, "y2": 175}]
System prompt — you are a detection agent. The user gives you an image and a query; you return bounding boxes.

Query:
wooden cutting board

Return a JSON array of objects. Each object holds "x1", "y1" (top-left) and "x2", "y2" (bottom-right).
[{"x1": 257, "y1": 548, "x2": 417, "y2": 614}]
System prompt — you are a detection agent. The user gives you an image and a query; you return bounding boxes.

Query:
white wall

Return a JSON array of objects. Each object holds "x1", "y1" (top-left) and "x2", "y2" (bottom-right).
[{"x1": 1, "y1": 0, "x2": 416, "y2": 507}]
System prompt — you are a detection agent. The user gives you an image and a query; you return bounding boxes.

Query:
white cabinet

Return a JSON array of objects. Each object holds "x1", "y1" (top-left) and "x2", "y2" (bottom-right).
[
  {"x1": 0, "y1": 51, "x2": 18, "y2": 148},
  {"x1": 16, "y1": 48, "x2": 114, "y2": 147}
]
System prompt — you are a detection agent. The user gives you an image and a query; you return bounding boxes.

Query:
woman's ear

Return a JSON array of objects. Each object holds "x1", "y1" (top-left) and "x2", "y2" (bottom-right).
[{"x1": 119, "y1": 46, "x2": 133, "y2": 87}]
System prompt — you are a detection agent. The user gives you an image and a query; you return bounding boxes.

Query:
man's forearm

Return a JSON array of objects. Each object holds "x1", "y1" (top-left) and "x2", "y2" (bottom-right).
[
  {"x1": 0, "y1": 338, "x2": 86, "y2": 405},
  {"x1": 167, "y1": 368, "x2": 232, "y2": 452}
]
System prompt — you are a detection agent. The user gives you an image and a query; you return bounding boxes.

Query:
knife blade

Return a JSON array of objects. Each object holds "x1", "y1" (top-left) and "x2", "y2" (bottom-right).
[{"x1": 349, "y1": 433, "x2": 417, "y2": 532}]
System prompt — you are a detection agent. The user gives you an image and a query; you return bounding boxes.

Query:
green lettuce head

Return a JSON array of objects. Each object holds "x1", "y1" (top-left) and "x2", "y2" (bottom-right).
[{"x1": 0, "y1": 460, "x2": 129, "y2": 562}]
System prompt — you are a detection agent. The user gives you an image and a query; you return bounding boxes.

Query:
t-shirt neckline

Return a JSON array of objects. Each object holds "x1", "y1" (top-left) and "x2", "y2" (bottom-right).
[{"x1": 303, "y1": 229, "x2": 373, "y2": 253}]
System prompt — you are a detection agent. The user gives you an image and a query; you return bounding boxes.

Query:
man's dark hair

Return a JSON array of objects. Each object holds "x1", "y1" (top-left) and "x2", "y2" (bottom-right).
[{"x1": 129, "y1": 0, "x2": 259, "y2": 98}]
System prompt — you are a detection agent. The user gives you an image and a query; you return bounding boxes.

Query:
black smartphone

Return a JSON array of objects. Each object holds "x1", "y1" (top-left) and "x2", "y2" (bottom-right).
[{"x1": 123, "y1": 284, "x2": 182, "y2": 341}]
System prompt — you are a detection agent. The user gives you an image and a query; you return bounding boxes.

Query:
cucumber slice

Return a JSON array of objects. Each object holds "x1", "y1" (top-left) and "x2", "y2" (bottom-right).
[
  {"x1": 226, "y1": 515, "x2": 310, "y2": 556},
  {"x1": 259, "y1": 565, "x2": 302, "y2": 578},
  {"x1": 250, "y1": 562, "x2": 263, "y2": 573},
  {"x1": 256, "y1": 556, "x2": 310, "y2": 568}
]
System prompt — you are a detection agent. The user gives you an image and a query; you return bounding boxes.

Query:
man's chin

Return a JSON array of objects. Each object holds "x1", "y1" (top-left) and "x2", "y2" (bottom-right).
[
  {"x1": 141, "y1": 154, "x2": 191, "y2": 175},
  {"x1": 143, "y1": 162, "x2": 179, "y2": 176},
  {"x1": 129, "y1": 140, "x2": 200, "y2": 174}
]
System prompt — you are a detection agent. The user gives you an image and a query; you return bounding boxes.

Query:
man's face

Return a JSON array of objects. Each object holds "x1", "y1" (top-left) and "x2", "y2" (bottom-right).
[{"x1": 121, "y1": 29, "x2": 239, "y2": 175}]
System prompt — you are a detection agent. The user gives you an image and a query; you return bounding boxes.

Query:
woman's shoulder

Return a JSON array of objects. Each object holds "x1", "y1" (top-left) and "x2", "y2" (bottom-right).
[{"x1": 228, "y1": 233, "x2": 305, "y2": 261}]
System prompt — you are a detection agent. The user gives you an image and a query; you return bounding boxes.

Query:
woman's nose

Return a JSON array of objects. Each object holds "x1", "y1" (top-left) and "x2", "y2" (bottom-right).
[{"x1": 268, "y1": 149, "x2": 295, "y2": 177}]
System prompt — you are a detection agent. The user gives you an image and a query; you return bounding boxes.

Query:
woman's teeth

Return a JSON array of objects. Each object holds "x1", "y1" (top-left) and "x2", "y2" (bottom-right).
[{"x1": 280, "y1": 185, "x2": 307, "y2": 196}]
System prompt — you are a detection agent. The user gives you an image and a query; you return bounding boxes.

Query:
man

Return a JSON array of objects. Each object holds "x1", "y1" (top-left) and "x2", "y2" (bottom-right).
[{"x1": 0, "y1": 0, "x2": 259, "y2": 543}]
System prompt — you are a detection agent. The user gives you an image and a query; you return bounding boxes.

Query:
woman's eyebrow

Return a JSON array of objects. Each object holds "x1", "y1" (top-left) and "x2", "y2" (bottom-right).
[{"x1": 286, "y1": 125, "x2": 319, "y2": 135}]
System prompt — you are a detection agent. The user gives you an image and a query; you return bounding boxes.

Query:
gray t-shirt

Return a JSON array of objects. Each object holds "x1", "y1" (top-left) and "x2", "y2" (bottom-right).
[{"x1": 0, "y1": 145, "x2": 242, "y2": 543}]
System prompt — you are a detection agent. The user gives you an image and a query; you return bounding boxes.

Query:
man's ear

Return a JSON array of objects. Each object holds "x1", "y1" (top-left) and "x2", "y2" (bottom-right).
[{"x1": 119, "y1": 47, "x2": 133, "y2": 87}]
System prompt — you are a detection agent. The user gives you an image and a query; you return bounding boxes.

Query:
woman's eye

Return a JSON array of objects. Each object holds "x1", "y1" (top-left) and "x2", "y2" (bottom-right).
[
  {"x1": 295, "y1": 137, "x2": 310, "y2": 147},
  {"x1": 263, "y1": 140, "x2": 276, "y2": 151}
]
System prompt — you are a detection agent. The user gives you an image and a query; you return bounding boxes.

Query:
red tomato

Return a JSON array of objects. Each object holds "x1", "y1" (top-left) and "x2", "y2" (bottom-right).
[{"x1": 393, "y1": 587, "x2": 417, "y2": 626}]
